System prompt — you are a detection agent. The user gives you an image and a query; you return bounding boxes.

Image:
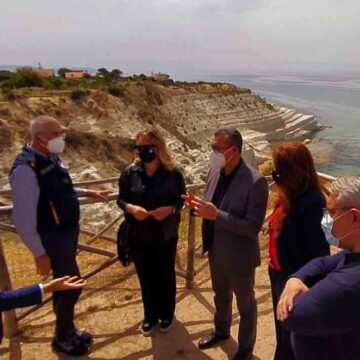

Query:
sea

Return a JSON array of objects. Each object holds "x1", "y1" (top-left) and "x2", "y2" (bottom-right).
[{"x1": 185, "y1": 73, "x2": 360, "y2": 177}]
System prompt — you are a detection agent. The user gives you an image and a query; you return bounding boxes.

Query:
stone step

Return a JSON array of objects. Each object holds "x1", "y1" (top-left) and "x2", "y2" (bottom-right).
[{"x1": 285, "y1": 115, "x2": 316, "y2": 132}]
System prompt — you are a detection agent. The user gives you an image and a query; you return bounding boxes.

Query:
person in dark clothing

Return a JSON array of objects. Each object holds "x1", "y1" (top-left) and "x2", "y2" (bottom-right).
[
  {"x1": 277, "y1": 176, "x2": 360, "y2": 360},
  {"x1": 268, "y1": 142, "x2": 329, "y2": 360},
  {"x1": 10, "y1": 116, "x2": 109, "y2": 356},
  {"x1": 183, "y1": 129, "x2": 269, "y2": 360},
  {"x1": 117, "y1": 127, "x2": 186, "y2": 336}
]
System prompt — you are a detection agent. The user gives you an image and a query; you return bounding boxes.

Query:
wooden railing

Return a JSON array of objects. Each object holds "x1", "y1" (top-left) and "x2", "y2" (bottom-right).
[
  {"x1": 0, "y1": 177, "x2": 204, "y2": 338},
  {"x1": 0, "y1": 172, "x2": 337, "y2": 339}
]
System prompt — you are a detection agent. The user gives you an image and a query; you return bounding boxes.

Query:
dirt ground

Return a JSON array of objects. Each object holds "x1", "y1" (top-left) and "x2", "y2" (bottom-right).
[{"x1": 0, "y1": 226, "x2": 275, "y2": 360}]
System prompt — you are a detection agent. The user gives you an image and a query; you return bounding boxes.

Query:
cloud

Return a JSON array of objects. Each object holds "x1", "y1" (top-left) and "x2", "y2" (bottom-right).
[{"x1": 0, "y1": 0, "x2": 359, "y2": 75}]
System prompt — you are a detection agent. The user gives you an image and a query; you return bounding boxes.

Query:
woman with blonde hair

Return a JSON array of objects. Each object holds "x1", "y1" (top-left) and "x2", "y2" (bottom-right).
[
  {"x1": 268, "y1": 142, "x2": 330, "y2": 359},
  {"x1": 117, "y1": 127, "x2": 186, "y2": 336}
]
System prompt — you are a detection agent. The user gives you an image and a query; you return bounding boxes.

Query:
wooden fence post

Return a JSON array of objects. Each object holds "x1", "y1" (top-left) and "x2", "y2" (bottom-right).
[
  {"x1": 186, "y1": 210, "x2": 196, "y2": 289},
  {"x1": 0, "y1": 238, "x2": 18, "y2": 338}
]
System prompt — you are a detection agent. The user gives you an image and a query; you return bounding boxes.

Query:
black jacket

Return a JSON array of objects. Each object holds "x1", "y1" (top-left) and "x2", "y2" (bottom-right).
[
  {"x1": 117, "y1": 163, "x2": 186, "y2": 245},
  {"x1": 276, "y1": 188, "x2": 330, "y2": 276}
]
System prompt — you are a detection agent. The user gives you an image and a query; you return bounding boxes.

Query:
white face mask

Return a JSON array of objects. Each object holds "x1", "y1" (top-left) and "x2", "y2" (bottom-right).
[
  {"x1": 47, "y1": 136, "x2": 65, "y2": 154},
  {"x1": 321, "y1": 210, "x2": 353, "y2": 247},
  {"x1": 209, "y1": 150, "x2": 226, "y2": 171}
]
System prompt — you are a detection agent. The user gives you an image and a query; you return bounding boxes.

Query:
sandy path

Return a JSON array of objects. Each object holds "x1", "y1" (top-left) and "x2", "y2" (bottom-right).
[{"x1": 0, "y1": 237, "x2": 276, "y2": 360}]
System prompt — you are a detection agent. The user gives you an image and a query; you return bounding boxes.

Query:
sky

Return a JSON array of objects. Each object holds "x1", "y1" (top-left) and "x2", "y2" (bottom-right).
[{"x1": 1, "y1": 0, "x2": 360, "y2": 78}]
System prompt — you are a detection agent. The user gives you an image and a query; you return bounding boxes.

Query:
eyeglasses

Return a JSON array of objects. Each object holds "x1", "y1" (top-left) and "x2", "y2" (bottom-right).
[
  {"x1": 208, "y1": 144, "x2": 232, "y2": 154},
  {"x1": 323, "y1": 207, "x2": 350, "y2": 217}
]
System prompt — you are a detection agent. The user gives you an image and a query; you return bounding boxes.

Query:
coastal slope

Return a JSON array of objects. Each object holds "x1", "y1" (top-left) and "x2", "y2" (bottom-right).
[{"x1": 0, "y1": 81, "x2": 321, "y2": 188}]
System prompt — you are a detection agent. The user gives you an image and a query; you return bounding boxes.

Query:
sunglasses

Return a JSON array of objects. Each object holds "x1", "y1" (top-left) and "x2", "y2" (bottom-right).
[{"x1": 134, "y1": 145, "x2": 155, "y2": 151}]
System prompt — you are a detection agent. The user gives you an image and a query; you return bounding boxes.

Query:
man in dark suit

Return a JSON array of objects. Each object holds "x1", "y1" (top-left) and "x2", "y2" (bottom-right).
[
  {"x1": 0, "y1": 276, "x2": 85, "y2": 344},
  {"x1": 183, "y1": 128, "x2": 269, "y2": 360}
]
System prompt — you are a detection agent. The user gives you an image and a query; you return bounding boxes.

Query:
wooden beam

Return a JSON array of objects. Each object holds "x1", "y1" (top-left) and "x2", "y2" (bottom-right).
[
  {"x1": 81, "y1": 215, "x2": 122, "y2": 247},
  {"x1": 17, "y1": 255, "x2": 120, "y2": 321},
  {"x1": 0, "y1": 239, "x2": 18, "y2": 338},
  {"x1": 77, "y1": 243, "x2": 116, "y2": 258},
  {"x1": 0, "y1": 177, "x2": 119, "y2": 197},
  {"x1": 186, "y1": 211, "x2": 196, "y2": 289},
  {"x1": 194, "y1": 259, "x2": 209, "y2": 276},
  {"x1": 80, "y1": 229, "x2": 116, "y2": 243}
]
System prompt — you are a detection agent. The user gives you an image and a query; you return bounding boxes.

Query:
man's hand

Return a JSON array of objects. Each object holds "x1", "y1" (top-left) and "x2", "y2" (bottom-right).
[
  {"x1": 126, "y1": 204, "x2": 150, "y2": 221},
  {"x1": 42, "y1": 276, "x2": 86, "y2": 293},
  {"x1": 277, "y1": 277, "x2": 309, "y2": 321},
  {"x1": 182, "y1": 192, "x2": 196, "y2": 210},
  {"x1": 182, "y1": 194, "x2": 218, "y2": 220},
  {"x1": 35, "y1": 253, "x2": 52, "y2": 276},
  {"x1": 149, "y1": 206, "x2": 173, "y2": 221},
  {"x1": 86, "y1": 189, "x2": 112, "y2": 202}
]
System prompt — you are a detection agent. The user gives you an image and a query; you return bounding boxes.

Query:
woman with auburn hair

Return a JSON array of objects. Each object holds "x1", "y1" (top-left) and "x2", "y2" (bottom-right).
[
  {"x1": 268, "y1": 142, "x2": 330, "y2": 360},
  {"x1": 117, "y1": 127, "x2": 186, "y2": 336}
]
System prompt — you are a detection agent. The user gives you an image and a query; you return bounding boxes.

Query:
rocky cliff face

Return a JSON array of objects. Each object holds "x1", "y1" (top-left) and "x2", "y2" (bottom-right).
[{"x1": 0, "y1": 81, "x2": 321, "y2": 191}]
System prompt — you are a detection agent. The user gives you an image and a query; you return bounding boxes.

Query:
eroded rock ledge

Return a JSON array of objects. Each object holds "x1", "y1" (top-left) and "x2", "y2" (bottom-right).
[{"x1": 0, "y1": 81, "x2": 322, "y2": 188}]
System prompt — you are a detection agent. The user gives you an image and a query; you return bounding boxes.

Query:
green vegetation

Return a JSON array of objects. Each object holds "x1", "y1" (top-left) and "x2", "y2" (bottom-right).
[
  {"x1": 1, "y1": 87, "x2": 17, "y2": 101},
  {"x1": 107, "y1": 86, "x2": 125, "y2": 97},
  {"x1": 1, "y1": 67, "x2": 42, "y2": 89},
  {"x1": 70, "y1": 89, "x2": 89, "y2": 101},
  {"x1": 259, "y1": 159, "x2": 274, "y2": 176},
  {"x1": 0, "y1": 66, "x2": 176, "y2": 99},
  {"x1": 0, "y1": 70, "x2": 13, "y2": 82}
]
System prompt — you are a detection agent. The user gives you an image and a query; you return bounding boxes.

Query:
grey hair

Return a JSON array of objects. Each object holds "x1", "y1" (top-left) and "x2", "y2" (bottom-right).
[
  {"x1": 30, "y1": 115, "x2": 59, "y2": 138},
  {"x1": 329, "y1": 176, "x2": 360, "y2": 208}
]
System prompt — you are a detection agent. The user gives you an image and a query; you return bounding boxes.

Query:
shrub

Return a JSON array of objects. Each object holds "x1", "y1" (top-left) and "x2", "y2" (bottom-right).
[
  {"x1": 259, "y1": 160, "x2": 274, "y2": 176},
  {"x1": 12, "y1": 67, "x2": 42, "y2": 87},
  {"x1": 159, "y1": 79, "x2": 174, "y2": 86},
  {"x1": 107, "y1": 86, "x2": 124, "y2": 97},
  {"x1": 0, "y1": 70, "x2": 13, "y2": 82},
  {"x1": 43, "y1": 76, "x2": 63, "y2": 90},
  {"x1": 70, "y1": 90, "x2": 88, "y2": 101},
  {"x1": 1, "y1": 87, "x2": 16, "y2": 101}
]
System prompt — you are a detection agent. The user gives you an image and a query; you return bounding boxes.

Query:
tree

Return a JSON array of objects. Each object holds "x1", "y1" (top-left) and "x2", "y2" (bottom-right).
[
  {"x1": 110, "y1": 69, "x2": 123, "y2": 80},
  {"x1": 97, "y1": 68, "x2": 110, "y2": 78},
  {"x1": 0, "y1": 70, "x2": 13, "y2": 82},
  {"x1": 11, "y1": 68, "x2": 42, "y2": 88},
  {"x1": 57, "y1": 67, "x2": 72, "y2": 78}
]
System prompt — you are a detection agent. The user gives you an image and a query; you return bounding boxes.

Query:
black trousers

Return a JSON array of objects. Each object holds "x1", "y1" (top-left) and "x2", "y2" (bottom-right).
[
  {"x1": 268, "y1": 266, "x2": 295, "y2": 360},
  {"x1": 132, "y1": 239, "x2": 177, "y2": 324},
  {"x1": 40, "y1": 226, "x2": 82, "y2": 340},
  {"x1": 208, "y1": 248, "x2": 257, "y2": 357}
]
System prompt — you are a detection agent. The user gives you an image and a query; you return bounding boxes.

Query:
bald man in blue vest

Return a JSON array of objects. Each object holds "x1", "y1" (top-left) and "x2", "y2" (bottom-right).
[{"x1": 10, "y1": 116, "x2": 110, "y2": 356}]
